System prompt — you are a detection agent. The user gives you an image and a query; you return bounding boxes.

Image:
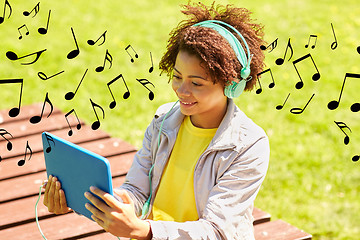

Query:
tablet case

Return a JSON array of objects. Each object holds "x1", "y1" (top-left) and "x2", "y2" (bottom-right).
[{"x1": 42, "y1": 131, "x2": 113, "y2": 220}]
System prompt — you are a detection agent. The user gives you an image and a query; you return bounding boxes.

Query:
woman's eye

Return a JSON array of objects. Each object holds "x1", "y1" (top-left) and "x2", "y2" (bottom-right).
[
  {"x1": 173, "y1": 75, "x2": 181, "y2": 80},
  {"x1": 192, "y1": 82, "x2": 202, "y2": 86}
]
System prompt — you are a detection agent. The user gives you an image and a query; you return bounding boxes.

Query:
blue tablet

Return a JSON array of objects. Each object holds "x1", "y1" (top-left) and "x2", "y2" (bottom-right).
[{"x1": 42, "y1": 132, "x2": 113, "y2": 220}]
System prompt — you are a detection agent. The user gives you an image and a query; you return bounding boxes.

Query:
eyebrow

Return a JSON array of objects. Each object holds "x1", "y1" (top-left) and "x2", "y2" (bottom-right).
[{"x1": 174, "y1": 67, "x2": 207, "y2": 80}]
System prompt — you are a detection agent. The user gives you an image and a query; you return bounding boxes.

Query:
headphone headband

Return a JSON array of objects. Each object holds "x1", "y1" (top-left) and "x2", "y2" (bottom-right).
[{"x1": 192, "y1": 20, "x2": 252, "y2": 98}]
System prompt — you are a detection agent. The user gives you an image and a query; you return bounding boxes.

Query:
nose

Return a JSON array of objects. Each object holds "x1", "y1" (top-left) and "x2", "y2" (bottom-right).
[{"x1": 176, "y1": 81, "x2": 191, "y2": 97}]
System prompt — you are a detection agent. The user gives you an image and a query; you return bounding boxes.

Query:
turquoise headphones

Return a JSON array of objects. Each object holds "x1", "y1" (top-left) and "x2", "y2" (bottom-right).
[{"x1": 192, "y1": 20, "x2": 253, "y2": 98}]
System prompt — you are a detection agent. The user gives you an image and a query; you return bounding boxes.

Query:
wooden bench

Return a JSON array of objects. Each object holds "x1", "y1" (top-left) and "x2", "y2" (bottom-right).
[{"x1": 0, "y1": 103, "x2": 312, "y2": 240}]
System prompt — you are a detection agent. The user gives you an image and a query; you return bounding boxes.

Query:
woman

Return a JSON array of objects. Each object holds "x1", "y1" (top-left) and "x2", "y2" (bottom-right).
[{"x1": 44, "y1": 2, "x2": 270, "y2": 239}]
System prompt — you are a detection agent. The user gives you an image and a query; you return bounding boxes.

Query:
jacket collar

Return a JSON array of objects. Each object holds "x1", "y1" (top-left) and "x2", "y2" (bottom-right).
[{"x1": 154, "y1": 99, "x2": 243, "y2": 151}]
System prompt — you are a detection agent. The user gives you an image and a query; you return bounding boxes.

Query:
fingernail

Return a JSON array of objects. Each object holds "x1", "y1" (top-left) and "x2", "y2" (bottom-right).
[
  {"x1": 90, "y1": 186, "x2": 95, "y2": 191},
  {"x1": 84, "y1": 192, "x2": 90, "y2": 197}
]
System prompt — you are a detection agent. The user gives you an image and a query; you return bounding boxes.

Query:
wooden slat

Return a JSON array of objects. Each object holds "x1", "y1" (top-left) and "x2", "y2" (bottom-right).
[
  {"x1": 0, "y1": 136, "x2": 135, "y2": 180},
  {"x1": 0, "y1": 116, "x2": 99, "y2": 160},
  {"x1": 0, "y1": 152, "x2": 135, "y2": 203},
  {"x1": 254, "y1": 219, "x2": 312, "y2": 240},
  {"x1": 0, "y1": 102, "x2": 61, "y2": 124},
  {"x1": 0, "y1": 176, "x2": 126, "y2": 231},
  {"x1": 253, "y1": 207, "x2": 271, "y2": 225},
  {"x1": 0, "y1": 112, "x2": 90, "y2": 141},
  {"x1": 0, "y1": 177, "x2": 126, "y2": 239}
]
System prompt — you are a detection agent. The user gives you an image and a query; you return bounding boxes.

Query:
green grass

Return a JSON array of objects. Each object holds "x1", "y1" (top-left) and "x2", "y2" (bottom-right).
[{"x1": 1, "y1": 0, "x2": 360, "y2": 239}]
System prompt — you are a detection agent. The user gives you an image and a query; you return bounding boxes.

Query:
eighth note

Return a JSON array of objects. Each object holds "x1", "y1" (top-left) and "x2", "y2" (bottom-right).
[
  {"x1": 0, "y1": 0, "x2": 12, "y2": 24},
  {"x1": 65, "y1": 68, "x2": 88, "y2": 100},
  {"x1": 6, "y1": 49, "x2": 47, "y2": 65},
  {"x1": 17, "y1": 141, "x2": 32, "y2": 166},
  {"x1": 0, "y1": 128, "x2": 13, "y2": 151},
  {"x1": 107, "y1": 74, "x2": 130, "y2": 109},
  {"x1": 87, "y1": 30, "x2": 107, "y2": 46},
  {"x1": 90, "y1": 99, "x2": 105, "y2": 130},
  {"x1": 44, "y1": 132, "x2": 55, "y2": 153},
  {"x1": 334, "y1": 121, "x2": 351, "y2": 145},
  {"x1": 67, "y1": 27, "x2": 80, "y2": 59},
  {"x1": 125, "y1": 44, "x2": 138, "y2": 63},
  {"x1": 327, "y1": 73, "x2": 360, "y2": 112},
  {"x1": 275, "y1": 38, "x2": 293, "y2": 65},
  {"x1": 292, "y1": 53, "x2": 320, "y2": 89},
  {"x1": 65, "y1": 109, "x2": 81, "y2": 136},
  {"x1": 29, "y1": 92, "x2": 53, "y2": 124},
  {"x1": 18, "y1": 24, "x2": 29, "y2": 39},
  {"x1": 305, "y1": 34, "x2": 317, "y2": 49},
  {"x1": 23, "y1": 2, "x2": 40, "y2": 17},
  {"x1": 290, "y1": 93, "x2": 315, "y2": 114},
  {"x1": 255, "y1": 68, "x2": 275, "y2": 94}
]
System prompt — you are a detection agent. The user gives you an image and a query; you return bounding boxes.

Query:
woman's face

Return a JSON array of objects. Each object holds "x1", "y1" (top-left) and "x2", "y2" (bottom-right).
[{"x1": 172, "y1": 50, "x2": 228, "y2": 129}]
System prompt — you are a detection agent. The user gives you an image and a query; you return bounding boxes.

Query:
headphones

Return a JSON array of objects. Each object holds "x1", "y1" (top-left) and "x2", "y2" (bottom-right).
[{"x1": 192, "y1": 20, "x2": 253, "y2": 98}]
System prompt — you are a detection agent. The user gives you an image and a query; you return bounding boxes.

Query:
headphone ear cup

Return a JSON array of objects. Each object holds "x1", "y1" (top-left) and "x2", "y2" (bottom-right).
[{"x1": 224, "y1": 80, "x2": 246, "y2": 98}]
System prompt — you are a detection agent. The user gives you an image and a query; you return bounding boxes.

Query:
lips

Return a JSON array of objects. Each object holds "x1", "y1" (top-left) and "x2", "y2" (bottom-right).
[{"x1": 179, "y1": 100, "x2": 197, "y2": 107}]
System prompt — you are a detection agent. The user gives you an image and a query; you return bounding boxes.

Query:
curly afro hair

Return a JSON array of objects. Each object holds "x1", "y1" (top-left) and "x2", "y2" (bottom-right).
[{"x1": 159, "y1": 1, "x2": 266, "y2": 92}]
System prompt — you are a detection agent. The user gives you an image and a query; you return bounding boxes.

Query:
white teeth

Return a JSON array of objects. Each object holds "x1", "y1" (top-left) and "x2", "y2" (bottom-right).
[{"x1": 182, "y1": 101, "x2": 194, "y2": 105}]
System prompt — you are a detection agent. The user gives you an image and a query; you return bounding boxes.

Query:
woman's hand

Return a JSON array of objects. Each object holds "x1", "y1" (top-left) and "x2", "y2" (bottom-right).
[
  {"x1": 43, "y1": 175, "x2": 72, "y2": 214},
  {"x1": 84, "y1": 187, "x2": 152, "y2": 240}
]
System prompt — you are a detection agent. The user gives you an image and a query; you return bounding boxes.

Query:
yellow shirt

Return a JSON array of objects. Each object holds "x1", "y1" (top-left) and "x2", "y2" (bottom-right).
[{"x1": 151, "y1": 116, "x2": 217, "y2": 222}]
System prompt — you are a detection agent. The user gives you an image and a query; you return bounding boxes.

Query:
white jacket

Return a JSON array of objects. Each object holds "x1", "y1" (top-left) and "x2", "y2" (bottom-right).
[{"x1": 120, "y1": 99, "x2": 270, "y2": 239}]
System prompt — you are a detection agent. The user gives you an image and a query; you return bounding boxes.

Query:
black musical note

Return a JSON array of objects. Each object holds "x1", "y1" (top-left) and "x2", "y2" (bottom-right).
[
  {"x1": 18, "y1": 24, "x2": 29, "y2": 40},
  {"x1": 260, "y1": 38, "x2": 278, "y2": 52},
  {"x1": 292, "y1": 53, "x2": 321, "y2": 89},
  {"x1": 290, "y1": 93, "x2": 315, "y2": 114},
  {"x1": 38, "y1": 70, "x2": 64, "y2": 81},
  {"x1": 23, "y1": 2, "x2": 40, "y2": 17},
  {"x1": 0, "y1": 128, "x2": 13, "y2": 151},
  {"x1": 44, "y1": 132, "x2": 55, "y2": 153},
  {"x1": 275, "y1": 38, "x2": 293, "y2": 65},
  {"x1": 95, "y1": 49, "x2": 113, "y2": 72},
  {"x1": 276, "y1": 93, "x2": 290, "y2": 110},
  {"x1": 357, "y1": 46, "x2": 360, "y2": 55},
  {"x1": 330, "y1": 23, "x2": 338, "y2": 50},
  {"x1": 38, "y1": 9, "x2": 51, "y2": 35},
  {"x1": 65, "y1": 109, "x2": 81, "y2": 136},
  {"x1": 0, "y1": 78, "x2": 23, "y2": 117},
  {"x1": 305, "y1": 34, "x2": 317, "y2": 49},
  {"x1": 327, "y1": 73, "x2": 360, "y2": 112},
  {"x1": 353, "y1": 155, "x2": 359, "y2": 162},
  {"x1": 29, "y1": 92, "x2": 53, "y2": 124},
  {"x1": 149, "y1": 52, "x2": 154, "y2": 73},
  {"x1": 67, "y1": 27, "x2": 80, "y2": 59},
  {"x1": 334, "y1": 121, "x2": 351, "y2": 145},
  {"x1": 106, "y1": 74, "x2": 130, "y2": 109},
  {"x1": 6, "y1": 49, "x2": 47, "y2": 65},
  {"x1": 90, "y1": 99, "x2": 105, "y2": 130},
  {"x1": 87, "y1": 30, "x2": 107, "y2": 46},
  {"x1": 65, "y1": 68, "x2": 88, "y2": 100},
  {"x1": 0, "y1": 0, "x2": 12, "y2": 24},
  {"x1": 136, "y1": 78, "x2": 155, "y2": 100},
  {"x1": 17, "y1": 141, "x2": 32, "y2": 166},
  {"x1": 255, "y1": 68, "x2": 275, "y2": 94},
  {"x1": 125, "y1": 44, "x2": 138, "y2": 63}
]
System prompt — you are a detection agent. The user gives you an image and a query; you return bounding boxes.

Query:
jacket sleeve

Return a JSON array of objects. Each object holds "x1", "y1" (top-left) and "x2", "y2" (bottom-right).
[{"x1": 147, "y1": 135, "x2": 270, "y2": 240}]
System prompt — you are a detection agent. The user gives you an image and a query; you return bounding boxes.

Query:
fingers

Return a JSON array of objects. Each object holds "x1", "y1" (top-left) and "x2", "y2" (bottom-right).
[
  {"x1": 114, "y1": 189, "x2": 133, "y2": 205},
  {"x1": 43, "y1": 175, "x2": 70, "y2": 214}
]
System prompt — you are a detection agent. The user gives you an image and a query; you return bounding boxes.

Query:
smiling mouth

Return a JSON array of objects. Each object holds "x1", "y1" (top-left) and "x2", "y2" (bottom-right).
[{"x1": 180, "y1": 100, "x2": 196, "y2": 106}]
